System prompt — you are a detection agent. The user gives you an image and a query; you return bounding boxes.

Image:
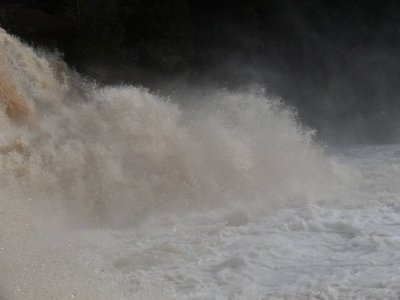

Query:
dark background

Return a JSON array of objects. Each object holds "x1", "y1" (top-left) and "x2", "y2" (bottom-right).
[{"x1": 1, "y1": 0, "x2": 400, "y2": 145}]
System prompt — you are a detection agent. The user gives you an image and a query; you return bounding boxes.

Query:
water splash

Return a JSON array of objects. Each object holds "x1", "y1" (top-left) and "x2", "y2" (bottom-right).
[
  {"x1": 0, "y1": 28, "x2": 343, "y2": 226},
  {"x1": 0, "y1": 27, "x2": 350, "y2": 299}
]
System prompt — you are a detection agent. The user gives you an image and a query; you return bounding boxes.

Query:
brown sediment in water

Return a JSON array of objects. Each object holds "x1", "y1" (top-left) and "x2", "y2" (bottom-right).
[
  {"x1": 0, "y1": 140, "x2": 27, "y2": 155},
  {"x1": 0, "y1": 51, "x2": 36, "y2": 127}
]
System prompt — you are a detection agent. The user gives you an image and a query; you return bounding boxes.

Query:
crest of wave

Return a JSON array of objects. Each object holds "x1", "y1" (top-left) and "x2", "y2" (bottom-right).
[{"x1": 0, "y1": 27, "x2": 348, "y2": 227}]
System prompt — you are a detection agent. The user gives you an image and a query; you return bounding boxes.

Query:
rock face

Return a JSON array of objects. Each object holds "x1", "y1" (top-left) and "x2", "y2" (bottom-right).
[
  {"x1": 0, "y1": 3, "x2": 72, "y2": 44},
  {"x1": 10, "y1": 7, "x2": 67, "y2": 34}
]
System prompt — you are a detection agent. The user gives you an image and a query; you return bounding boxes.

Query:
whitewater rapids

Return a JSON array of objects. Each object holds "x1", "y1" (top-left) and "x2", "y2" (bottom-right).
[{"x1": 1, "y1": 28, "x2": 399, "y2": 299}]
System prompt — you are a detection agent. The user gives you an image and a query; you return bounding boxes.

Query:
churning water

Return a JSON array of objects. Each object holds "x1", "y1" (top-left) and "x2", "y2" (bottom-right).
[{"x1": 1, "y1": 28, "x2": 399, "y2": 299}]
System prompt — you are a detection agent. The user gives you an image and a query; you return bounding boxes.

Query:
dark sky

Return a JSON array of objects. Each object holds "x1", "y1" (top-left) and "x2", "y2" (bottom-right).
[{"x1": 1, "y1": 0, "x2": 400, "y2": 144}]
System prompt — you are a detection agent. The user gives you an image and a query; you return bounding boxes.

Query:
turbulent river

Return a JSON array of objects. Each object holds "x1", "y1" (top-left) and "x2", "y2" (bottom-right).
[{"x1": 1, "y1": 28, "x2": 400, "y2": 299}]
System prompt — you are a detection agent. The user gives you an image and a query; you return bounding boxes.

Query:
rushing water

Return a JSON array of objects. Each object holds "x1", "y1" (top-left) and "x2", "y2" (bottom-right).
[{"x1": 0, "y1": 28, "x2": 399, "y2": 299}]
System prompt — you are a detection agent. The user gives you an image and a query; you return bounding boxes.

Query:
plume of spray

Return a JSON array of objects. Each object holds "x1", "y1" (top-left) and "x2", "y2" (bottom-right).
[{"x1": 0, "y1": 27, "x2": 353, "y2": 299}]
